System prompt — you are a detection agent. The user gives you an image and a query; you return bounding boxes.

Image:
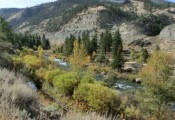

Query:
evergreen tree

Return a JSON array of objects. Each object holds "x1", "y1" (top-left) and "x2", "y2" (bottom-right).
[
  {"x1": 111, "y1": 29, "x2": 123, "y2": 72},
  {"x1": 64, "y1": 34, "x2": 76, "y2": 56},
  {"x1": 97, "y1": 33, "x2": 106, "y2": 64},
  {"x1": 104, "y1": 30, "x2": 112, "y2": 53},
  {"x1": 142, "y1": 48, "x2": 149, "y2": 62},
  {"x1": 90, "y1": 32, "x2": 98, "y2": 54},
  {"x1": 41, "y1": 34, "x2": 50, "y2": 49},
  {"x1": 82, "y1": 31, "x2": 91, "y2": 55}
]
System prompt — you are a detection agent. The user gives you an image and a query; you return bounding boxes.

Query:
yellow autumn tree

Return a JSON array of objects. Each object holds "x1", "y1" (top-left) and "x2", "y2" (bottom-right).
[
  {"x1": 140, "y1": 51, "x2": 175, "y2": 120},
  {"x1": 70, "y1": 40, "x2": 87, "y2": 71}
]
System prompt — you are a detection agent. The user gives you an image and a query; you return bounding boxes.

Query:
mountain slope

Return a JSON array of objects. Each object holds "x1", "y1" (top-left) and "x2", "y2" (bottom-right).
[{"x1": 0, "y1": 0, "x2": 175, "y2": 46}]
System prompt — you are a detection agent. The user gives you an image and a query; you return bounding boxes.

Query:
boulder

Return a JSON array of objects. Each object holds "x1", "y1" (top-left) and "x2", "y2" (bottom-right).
[
  {"x1": 159, "y1": 24, "x2": 175, "y2": 41},
  {"x1": 135, "y1": 78, "x2": 141, "y2": 84}
]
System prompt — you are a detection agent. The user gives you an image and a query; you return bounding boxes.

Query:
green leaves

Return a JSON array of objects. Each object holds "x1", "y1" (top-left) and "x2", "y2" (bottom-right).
[
  {"x1": 73, "y1": 83, "x2": 118, "y2": 113},
  {"x1": 53, "y1": 72, "x2": 80, "y2": 96},
  {"x1": 111, "y1": 29, "x2": 123, "y2": 71},
  {"x1": 140, "y1": 51, "x2": 175, "y2": 119}
]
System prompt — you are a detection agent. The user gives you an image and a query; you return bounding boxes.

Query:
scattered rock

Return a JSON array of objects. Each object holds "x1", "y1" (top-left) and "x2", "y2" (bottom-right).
[
  {"x1": 128, "y1": 38, "x2": 152, "y2": 47},
  {"x1": 135, "y1": 78, "x2": 141, "y2": 84}
]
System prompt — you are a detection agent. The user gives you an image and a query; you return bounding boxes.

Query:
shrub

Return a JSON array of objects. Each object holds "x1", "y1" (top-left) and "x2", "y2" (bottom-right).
[
  {"x1": 81, "y1": 69, "x2": 96, "y2": 84},
  {"x1": 0, "y1": 69, "x2": 38, "y2": 119},
  {"x1": 35, "y1": 67, "x2": 48, "y2": 80},
  {"x1": 74, "y1": 82, "x2": 119, "y2": 113},
  {"x1": 45, "y1": 68, "x2": 63, "y2": 84},
  {"x1": 87, "y1": 84, "x2": 118, "y2": 113},
  {"x1": 53, "y1": 72, "x2": 80, "y2": 96},
  {"x1": 0, "y1": 69, "x2": 37, "y2": 108},
  {"x1": 23, "y1": 55, "x2": 42, "y2": 70},
  {"x1": 124, "y1": 106, "x2": 141, "y2": 119},
  {"x1": 73, "y1": 83, "x2": 91, "y2": 102},
  {"x1": 0, "y1": 101, "x2": 30, "y2": 120}
]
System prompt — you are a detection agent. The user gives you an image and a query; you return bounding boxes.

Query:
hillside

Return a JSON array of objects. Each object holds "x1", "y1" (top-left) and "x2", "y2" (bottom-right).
[
  {"x1": 0, "y1": 0, "x2": 175, "y2": 47},
  {"x1": 1, "y1": 1, "x2": 175, "y2": 120}
]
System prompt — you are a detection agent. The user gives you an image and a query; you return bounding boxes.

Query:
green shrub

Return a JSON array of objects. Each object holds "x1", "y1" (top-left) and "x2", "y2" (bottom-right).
[
  {"x1": 35, "y1": 67, "x2": 48, "y2": 80},
  {"x1": 73, "y1": 83, "x2": 91, "y2": 102},
  {"x1": 45, "y1": 68, "x2": 63, "y2": 84},
  {"x1": 87, "y1": 84, "x2": 118, "y2": 113},
  {"x1": 80, "y1": 67, "x2": 96, "y2": 84},
  {"x1": 53, "y1": 72, "x2": 80, "y2": 96},
  {"x1": 124, "y1": 106, "x2": 141, "y2": 119},
  {"x1": 74, "y1": 83, "x2": 119, "y2": 113}
]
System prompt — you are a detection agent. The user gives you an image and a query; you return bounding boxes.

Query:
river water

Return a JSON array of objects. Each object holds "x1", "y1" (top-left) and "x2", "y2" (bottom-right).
[
  {"x1": 27, "y1": 58, "x2": 175, "y2": 111},
  {"x1": 53, "y1": 58, "x2": 142, "y2": 92}
]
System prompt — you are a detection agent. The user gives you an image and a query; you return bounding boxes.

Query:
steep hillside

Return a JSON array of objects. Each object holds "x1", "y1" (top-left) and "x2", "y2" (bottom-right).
[{"x1": 0, "y1": 0, "x2": 175, "y2": 46}]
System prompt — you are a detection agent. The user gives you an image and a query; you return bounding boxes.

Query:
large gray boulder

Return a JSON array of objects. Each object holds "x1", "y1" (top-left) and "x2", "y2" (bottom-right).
[
  {"x1": 159, "y1": 24, "x2": 175, "y2": 41},
  {"x1": 158, "y1": 24, "x2": 175, "y2": 52}
]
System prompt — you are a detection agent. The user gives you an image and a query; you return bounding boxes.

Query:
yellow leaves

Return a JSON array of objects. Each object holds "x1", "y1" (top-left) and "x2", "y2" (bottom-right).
[
  {"x1": 70, "y1": 40, "x2": 88, "y2": 71},
  {"x1": 12, "y1": 57, "x2": 22, "y2": 65},
  {"x1": 141, "y1": 51, "x2": 173, "y2": 86},
  {"x1": 38, "y1": 46, "x2": 44, "y2": 58},
  {"x1": 124, "y1": 105, "x2": 141, "y2": 119},
  {"x1": 23, "y1": 55, "x2": 42, "y2": 70},
  {"x1": 35, "y1": 68, "x2": 48, "y2": 80},
  {"x1": 20, "y1": 47, "x2": 34, "y2": 56},
  {"x1": 48, "y1": 55, "x2": 55, "y2": 61}
]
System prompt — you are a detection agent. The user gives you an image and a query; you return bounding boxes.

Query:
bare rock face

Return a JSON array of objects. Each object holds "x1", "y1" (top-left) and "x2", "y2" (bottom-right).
[
  {"x1": 159, "y1": 24, "x2": 175, "y2": 41},
  {"x1": 158, "y1": 24, "x2": 175, "y2": 52}
]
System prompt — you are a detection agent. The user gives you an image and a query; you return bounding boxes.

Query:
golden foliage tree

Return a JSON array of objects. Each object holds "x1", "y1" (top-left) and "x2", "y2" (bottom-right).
[
  {"x1": 70, "y1": 40, "x2": 87, "y2": 71},
  {"x1": 140, "y1": 51, "x2": 175, "y2": 120}
]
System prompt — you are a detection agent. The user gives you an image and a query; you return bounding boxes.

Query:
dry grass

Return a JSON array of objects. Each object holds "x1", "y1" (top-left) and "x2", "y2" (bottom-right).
[
  {"x1": 0, "y1": 101, "x2": 31, "y2": 120},
  {"x1": 0, "y1": 68, "x2": 38, "y2": 119},
  {"x1": 61, "y1": 111, "x2": 118, "y2": 120},
  {"x1": 0, "y1": 69, "x2": 37, "y2": 109}
]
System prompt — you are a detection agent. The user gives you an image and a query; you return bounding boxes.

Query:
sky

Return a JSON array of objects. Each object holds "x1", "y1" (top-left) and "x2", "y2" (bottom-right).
[
  {"x1": 169, "y1": 0, "x2": 175, "y2": 2},
  {"x1": 0, "y1": 0, "x2": 175, "y2": 8},
  {"x1": 0, "y1": 0, "x2": 57, "y2": 8}
]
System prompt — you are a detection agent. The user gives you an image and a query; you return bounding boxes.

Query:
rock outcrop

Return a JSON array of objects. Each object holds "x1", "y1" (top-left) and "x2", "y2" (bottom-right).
[
  {"x1": 159, "y1": 24, "x2": 175, "y2": 41},
  {"x1": 158, "y1": 24, "x2": 175, "y2": 52}
]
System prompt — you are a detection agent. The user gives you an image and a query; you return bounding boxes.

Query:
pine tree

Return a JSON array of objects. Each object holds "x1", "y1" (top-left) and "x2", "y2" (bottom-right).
[
  {"x1": 111, "y1": 29, "x2": 123, "y2": 72},
  {"x1": 97, "y1": 33, "x2": 106, "y2": 64},
  {"x1": 82, "y1": 31, "x2": 91, "y2": 55},
  {"x1": 41, "y1": 34, "x2": 50, "y2": 50},
  {"x1": 64, "y1": 34, "x2": 75, "y2": 56},
  {"x1": 104, "y1": 30, "x2": 112, "y2": 53},
  {"x1": 142, "y1": 48, "x2": 149, "y2": 62},
  {"x1": 90, "y1": 32, "x2": 98, "y2": 54}
]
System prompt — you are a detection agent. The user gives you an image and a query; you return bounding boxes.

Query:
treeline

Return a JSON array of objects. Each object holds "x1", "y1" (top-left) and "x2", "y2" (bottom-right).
[
  {"x1": 13, "y1": 33, "x2": 50, "y2": 50},
  {"x1": 59, "y1": 29, "x2": 124, "y2": 71},
  {"x1": 136, "y1": 14, "x2": 172, "y2": 36},
  {"x1": 143, "y1": 0, "x2": 175, "y2": 11}
]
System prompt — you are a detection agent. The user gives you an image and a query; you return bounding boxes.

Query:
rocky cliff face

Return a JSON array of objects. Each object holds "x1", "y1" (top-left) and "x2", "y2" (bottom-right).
[{"x1": 158, "y1": 24, "x2": 175, "y2": 52}]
